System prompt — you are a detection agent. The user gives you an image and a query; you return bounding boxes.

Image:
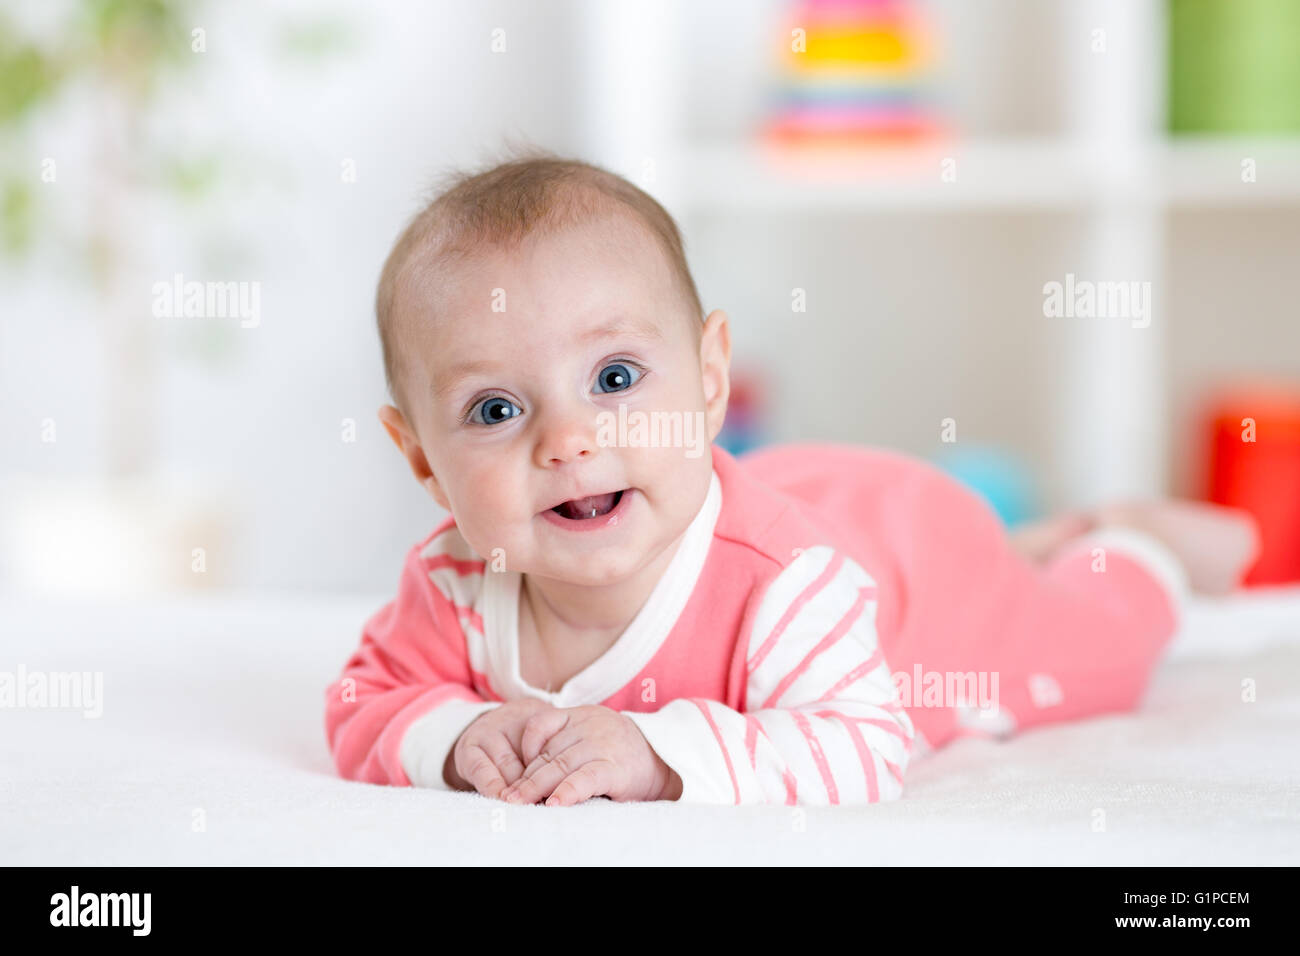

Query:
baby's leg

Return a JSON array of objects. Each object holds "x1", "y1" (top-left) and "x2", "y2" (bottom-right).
[
  {"x1": 965, "y1": 530, "x2": 1187, "y2": 743},
  {"x1": 874, "y1": 474, "x2": 1194, "y2": 750},
  {"x1": 739, "y1": 442, "x2": 1208, "y2": 751}
]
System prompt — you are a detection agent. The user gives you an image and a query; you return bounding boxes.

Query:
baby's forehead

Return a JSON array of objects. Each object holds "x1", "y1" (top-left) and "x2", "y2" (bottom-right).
[
  {"x1": 415, "y1": 212, "x2": 677, "y2": 322},
  {"x1": 456, "y1": 210, "x2": 662, "y2": 277}
]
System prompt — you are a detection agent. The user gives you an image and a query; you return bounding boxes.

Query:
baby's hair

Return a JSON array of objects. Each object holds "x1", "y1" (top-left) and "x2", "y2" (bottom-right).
[{"x1": 375, "y1": 144, "x2": 706, "y2": 418}]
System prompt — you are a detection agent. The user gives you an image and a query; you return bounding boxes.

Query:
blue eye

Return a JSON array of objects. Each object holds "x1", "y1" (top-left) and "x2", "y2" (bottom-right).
[
  {"x1": 594, "y1": 362, "x2": 642, "y2": 394},
  {"x1": 468, "y1": 396, "x2": 522, "y2": 426}
]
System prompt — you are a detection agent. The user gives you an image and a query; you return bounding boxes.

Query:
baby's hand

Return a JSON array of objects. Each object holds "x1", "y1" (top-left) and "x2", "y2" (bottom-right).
[
  {"x1": 445, "y1": 698, "x2": 559, "y2": 800},
  {"x1": 499, "y1": 705, "x2": 683, "y2": 806}
]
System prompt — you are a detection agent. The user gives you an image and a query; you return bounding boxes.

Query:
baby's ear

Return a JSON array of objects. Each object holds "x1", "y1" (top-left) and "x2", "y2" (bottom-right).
[
  {"x1": 377, "y1": 405, "x2": 451, "y2": 510},
  {"x1": 700, "y1": 309, "x2": 732, "y2": 439},
  {"x1": 377, "y1": 404, "x2": 414, "y2": 453}
]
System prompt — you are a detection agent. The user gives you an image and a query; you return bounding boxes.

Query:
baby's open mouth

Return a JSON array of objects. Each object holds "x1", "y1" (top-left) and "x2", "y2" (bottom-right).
[{"x1": 550, "y1": 489, "x2": 625, "y2": 521}]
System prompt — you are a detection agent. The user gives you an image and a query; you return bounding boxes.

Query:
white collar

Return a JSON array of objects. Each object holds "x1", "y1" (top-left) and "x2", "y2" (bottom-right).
[{"x1": 481, "y1": 468, "x2": 722, "y2": 707}]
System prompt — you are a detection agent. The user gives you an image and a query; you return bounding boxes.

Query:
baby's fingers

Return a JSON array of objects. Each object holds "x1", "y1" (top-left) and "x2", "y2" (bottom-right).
[
  {"x1": 457, "y1": 743, "x2": 512, "y2": 806},
  {"x1": 479, "y1": 733, "x2": 528, "y2": 790},
  {"x1": 545, "y1": 760, "x2": 615, "y2": 807},
  {"x1": 502, "y1": 742, "x2": 587, "y2": 805},
  {"x1": 519, "y1": 707, "x2": 571, "y2": 766}
]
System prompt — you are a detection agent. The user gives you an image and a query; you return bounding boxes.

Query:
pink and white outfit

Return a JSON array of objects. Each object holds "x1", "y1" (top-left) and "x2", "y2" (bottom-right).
[{"x1": 324, "y1": 442, "x2": 1187, "y2": 805}]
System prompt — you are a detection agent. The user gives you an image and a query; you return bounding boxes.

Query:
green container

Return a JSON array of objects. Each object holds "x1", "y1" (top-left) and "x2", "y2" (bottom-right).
[{"x1": 1169, "y1": 0, "x2": 1300, "y2": 133}]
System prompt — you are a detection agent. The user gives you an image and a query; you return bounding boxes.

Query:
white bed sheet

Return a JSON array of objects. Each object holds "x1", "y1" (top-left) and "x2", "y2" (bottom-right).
[{"x1": 2, "y1": 589, "x2": 1298, "y2": 866}]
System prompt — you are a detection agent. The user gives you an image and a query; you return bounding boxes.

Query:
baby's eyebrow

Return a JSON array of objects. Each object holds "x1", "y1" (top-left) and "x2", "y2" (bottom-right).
[
  {"x1": 432, "y1": 358, "x2": 497, "y2": 401},
  {"x1": 580, "y1": 318, "x2": 664, "y2": 343}
]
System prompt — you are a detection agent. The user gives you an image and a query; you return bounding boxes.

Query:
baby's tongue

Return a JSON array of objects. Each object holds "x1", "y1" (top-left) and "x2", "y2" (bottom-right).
[{"x1": 557, "y1": 492, "x2": 617, "y2": 520}]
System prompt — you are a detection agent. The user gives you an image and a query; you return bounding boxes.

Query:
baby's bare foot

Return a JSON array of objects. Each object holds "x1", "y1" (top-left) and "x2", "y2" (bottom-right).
[{"x1": 1092, "y1": 500, "x2": 1260, "y2": 595}]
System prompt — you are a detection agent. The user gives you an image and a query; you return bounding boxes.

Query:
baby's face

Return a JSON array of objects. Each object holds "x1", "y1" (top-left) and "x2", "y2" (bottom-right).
[{"x1": 390, "y1": 214, "x2": 730, "y2": 586}]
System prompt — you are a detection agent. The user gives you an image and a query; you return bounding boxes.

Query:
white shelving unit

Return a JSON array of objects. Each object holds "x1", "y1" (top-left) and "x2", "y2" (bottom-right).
[
  {"x1": 668, "y1": 139, "x2": 1300, "y2": 211},
  {"x1": 579, "y1": 0, "x2": 1300, "y2": 508}
]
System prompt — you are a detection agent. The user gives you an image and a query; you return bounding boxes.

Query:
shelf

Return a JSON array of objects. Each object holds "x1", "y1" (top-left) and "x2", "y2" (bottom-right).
[
  {"x1": 1164, "y1": 138, "x2": 1300, "y2": 206},
  {"x1": 670, "y1": 137, "x2": 1300, "y2": 213}
]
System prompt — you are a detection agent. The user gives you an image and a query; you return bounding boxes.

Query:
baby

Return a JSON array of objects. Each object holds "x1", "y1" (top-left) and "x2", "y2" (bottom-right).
[{"x1": 324, "y1": 152, "x2": 1258, "y2": 807}]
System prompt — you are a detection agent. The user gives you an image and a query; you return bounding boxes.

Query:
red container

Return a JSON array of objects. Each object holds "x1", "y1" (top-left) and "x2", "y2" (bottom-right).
[{"x1": 1206, "y1": 388, "x2": 1300, "y2": 585}]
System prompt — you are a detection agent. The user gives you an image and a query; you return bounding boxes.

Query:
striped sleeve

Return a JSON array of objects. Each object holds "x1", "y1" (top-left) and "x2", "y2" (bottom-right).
[
  {"x1": 624, "y1": 546, "x2": 913, "y2": 806},
  {"x1": 323, "y1": 536, "x2": 499, "y2": 788}
]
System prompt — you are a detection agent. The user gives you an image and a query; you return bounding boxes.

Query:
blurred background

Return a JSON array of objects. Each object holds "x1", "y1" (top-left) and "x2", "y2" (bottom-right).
[{"x1": 2, "y1": 0, "x2": 1299, "y2": 599}]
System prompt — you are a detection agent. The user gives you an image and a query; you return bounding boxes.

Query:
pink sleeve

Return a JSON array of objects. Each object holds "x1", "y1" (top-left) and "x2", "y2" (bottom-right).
[
  {"x1": 323, "y1": 541, "x2": 496, "y2": 787},
  {"x1": 624, "y1": 546, "x2": 913, "y2": 805}
]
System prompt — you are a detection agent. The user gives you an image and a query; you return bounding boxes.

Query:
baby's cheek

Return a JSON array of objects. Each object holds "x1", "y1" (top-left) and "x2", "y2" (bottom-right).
[
  {"x1": 455, "y1": 472, "x2": 507, "y2": 519},
  {"x1": 463, "y1": 511, "x2": 513, "y2": 559},
  {"x1": 446, "y1": 488, "x2": 501, "y2": 551}
]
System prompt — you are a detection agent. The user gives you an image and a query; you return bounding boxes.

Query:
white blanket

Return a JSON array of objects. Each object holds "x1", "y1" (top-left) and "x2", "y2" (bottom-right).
[{"x1": 3, "y1": 590, "x2": 1297, "y2": 865}]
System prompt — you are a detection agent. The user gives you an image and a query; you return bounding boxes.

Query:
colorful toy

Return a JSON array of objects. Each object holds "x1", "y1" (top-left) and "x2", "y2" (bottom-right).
[
  {"x1": 1205, "y1": 386, "x2": 1300, "y2": 585},
  {"x1": 717, "y1": 367, "x2": 770, "y2": 457},
  {"x1": 764, "y1": 0, "x2": 943, "y2": 145}
]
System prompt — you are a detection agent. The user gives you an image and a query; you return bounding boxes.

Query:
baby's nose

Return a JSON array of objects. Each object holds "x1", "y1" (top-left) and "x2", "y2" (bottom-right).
[{"x1": 536, "y1": 405, "x2": 602, "y2": 466}]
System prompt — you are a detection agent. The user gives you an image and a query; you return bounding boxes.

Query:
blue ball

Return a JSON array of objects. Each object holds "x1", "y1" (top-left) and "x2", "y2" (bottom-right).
[{"x1": 934, "y1": 445, "x2": 1039, "y2": 527}]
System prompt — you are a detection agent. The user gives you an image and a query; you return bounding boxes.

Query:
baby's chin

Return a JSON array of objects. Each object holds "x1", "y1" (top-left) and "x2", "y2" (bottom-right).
[
  {"x1": 523, "y1": 544, "x2": 655, "y2": 588},
  {"x1": 520, "y1": 520, "x2": 689, "y2": 588}
]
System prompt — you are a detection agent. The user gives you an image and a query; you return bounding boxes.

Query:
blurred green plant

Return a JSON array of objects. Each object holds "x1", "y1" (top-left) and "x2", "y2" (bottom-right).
[
  {"x1": 0, "y1": 0, "x2": 352, "y2": 476},
  {"x1": 0, "y1": 34, "x2": 61, "y2": 124},
  {"x1": 0, "y1": 0, "x2": 202, "y2": 253},
  {"x1": 0, "y1": 0, "x2": 353, "y2": 284}
]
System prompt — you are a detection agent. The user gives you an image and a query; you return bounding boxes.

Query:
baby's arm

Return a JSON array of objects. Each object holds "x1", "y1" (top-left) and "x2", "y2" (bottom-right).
[
  {"x1": 624, "y1": 545, "x2": 913, "y2": 806},
  {"x1": 323, "y1": 542, "x2": 500, "y2": 788}
]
